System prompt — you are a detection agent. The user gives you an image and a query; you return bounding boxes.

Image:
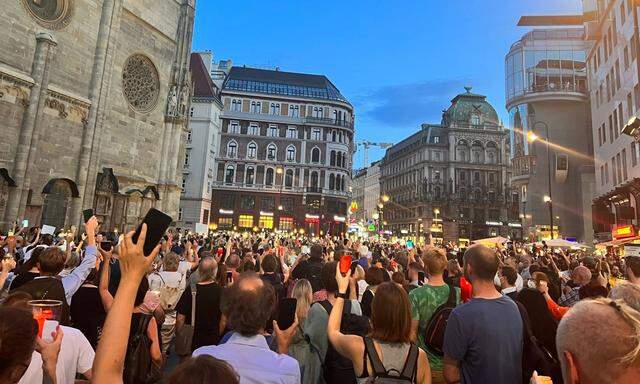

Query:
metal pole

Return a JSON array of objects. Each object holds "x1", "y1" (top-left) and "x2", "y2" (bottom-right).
[{"x1": 544, "y1": 122, "x2": 554, "y2": 239}]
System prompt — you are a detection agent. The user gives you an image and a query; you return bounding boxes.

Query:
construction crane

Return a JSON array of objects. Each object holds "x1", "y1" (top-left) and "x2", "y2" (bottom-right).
[{"x1": 356, "y1": 141, "x2": 394, "y2": 167}]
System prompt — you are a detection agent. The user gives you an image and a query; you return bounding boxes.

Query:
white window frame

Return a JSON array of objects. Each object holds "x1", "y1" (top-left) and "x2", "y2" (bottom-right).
[
  {"x1": 250, "y1": 101, "x2": 262, "y2": 114},
  {"x1": 268, "y1": 125, "x2": 278, "y2": 137},
  {"x1": 267, "y1": 143, "x2": 277, "y2": 161},
  {"x1": 286, "y1": 145, "x2": 296, "y2": 162},
  {"x1": 247, "y1": 142, "x2": 257, "y2": 159},
  {"x1": 312, "y1": 129, "x2": 321, "y2": 141},
  {"x1": 270, "y1": 102, "x2": 281, "y2": 115},
  {"x1": 228, "y1": 121, "x2": 240, "y2": 134},
  {"x1": 287, "y1": 127, "x2": 297, "y2": 139},
  {"x1": 249, "y1": 123, "x2": 259, "y2": 135},
  {"x1": 227, "y1": 140, "x2": 238, "y2": 158},
  {"x1": 289, "y1": 104, "x2": 300, "y2": 117},
  {"x1": 231, "y1": 98, "x2": 242, "y2": 112}
]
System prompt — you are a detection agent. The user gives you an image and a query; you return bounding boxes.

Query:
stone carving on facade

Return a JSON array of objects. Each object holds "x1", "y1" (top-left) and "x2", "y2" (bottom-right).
[
  {"x1": 122, "y1": 54, "x2": 160, "y2": 112},
  {"x1": 166, "y1": 85, "x2": 178, "y2": 116},
  {"x1": 45, "y1": 97, "x2": 68, "y2": 118},
  {"x1": 0, "y1": 73, "x2": 31, "y2": 107},
  {"x1": 178, "y1": 83, "x2": 189, "y2": 116},
  {"x1": 21, "y1": 0, "x2": 74, "y2": 30}
]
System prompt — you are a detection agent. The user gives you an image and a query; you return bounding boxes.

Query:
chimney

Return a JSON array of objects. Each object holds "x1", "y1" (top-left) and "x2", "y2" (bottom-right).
[{"x1": 197, "y1": 51, "x2": 212, "y2": 73}]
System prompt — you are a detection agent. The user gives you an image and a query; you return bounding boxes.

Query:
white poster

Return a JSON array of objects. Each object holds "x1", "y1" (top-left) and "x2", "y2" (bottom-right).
[
  {"x1": 624, "y1": 245, "x2": 640, "y2": 257},
  {"x1": 41, "y1": 225, "x2": 56, "y2": 235}
]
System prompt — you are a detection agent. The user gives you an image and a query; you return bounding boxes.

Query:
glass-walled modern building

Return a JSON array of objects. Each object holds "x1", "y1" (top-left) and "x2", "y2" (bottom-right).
[{"x1": 505, "y1": 27, "x2": 594, "y2": 243}]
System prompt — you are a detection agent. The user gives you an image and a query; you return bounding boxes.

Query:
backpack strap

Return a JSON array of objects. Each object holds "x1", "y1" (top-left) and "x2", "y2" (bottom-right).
[
  {"x1": 137, "y1": 314, "x2": 152, "y2": 337},
  {"x1": 190, "y1": 288, "x2": 197, "y2": 326},
  {"x1": 318, "y1": 300, "x2": 332, "y2": 315},
  {"x1": 445, "y1": 283, "x2": 457, "y2": 306},
  {"x1": 399, "y1": 343, "x2": 420, "y2": 380},
  {"x1": 363, "y1": 336, "x2": 386, "y2": 376}
]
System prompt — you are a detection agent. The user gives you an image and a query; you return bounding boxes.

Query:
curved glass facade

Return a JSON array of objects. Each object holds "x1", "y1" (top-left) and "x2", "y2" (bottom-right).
[{"x1": 505, "y1": 29, "x2": 587, "y2": 105}]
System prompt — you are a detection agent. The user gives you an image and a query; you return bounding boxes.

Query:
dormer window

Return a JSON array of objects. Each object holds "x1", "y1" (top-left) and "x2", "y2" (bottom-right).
[{"x1": 471, "y1": 114, "x2": 481, "y2": 125}]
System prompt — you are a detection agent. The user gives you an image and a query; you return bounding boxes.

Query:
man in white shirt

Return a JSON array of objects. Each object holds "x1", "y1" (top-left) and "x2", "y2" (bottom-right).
[
  {"x1": 193, "y1": 274, "x2": 300, "y2": 384},
  {"x1": 148, "y1": 252, "x2": 187, "y2": 356},
  {"x1": 19, "y1": 325, "x2": 94, "y2": 384}
]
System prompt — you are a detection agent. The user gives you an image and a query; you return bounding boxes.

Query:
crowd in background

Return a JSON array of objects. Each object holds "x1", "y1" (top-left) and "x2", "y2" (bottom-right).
[{"x1": 1, "y1": 219, "x2": 640, "y2": 384}]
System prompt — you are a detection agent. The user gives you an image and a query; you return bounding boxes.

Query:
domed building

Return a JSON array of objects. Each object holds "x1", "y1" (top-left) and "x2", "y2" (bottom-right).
[{"x1": 379, "y1": 87, "x2": 521, "y2": 244}]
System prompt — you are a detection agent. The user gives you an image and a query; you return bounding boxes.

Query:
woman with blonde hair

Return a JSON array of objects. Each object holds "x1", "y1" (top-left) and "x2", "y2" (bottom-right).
[{"x1": 277, "y1": 279, "x2": 322, "y2": 384}]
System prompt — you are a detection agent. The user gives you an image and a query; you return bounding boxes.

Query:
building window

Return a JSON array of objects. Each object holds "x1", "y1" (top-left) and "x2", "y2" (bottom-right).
[
  {"x1": 178, "y1": 208, "x2": 183, "y2": 221},
  {"x1": 231, "y1": 99, "x2": 242, "y2": 112},
  {"x1": 227, "y1": 141, "x2": 237, "y2": 157},
  {"x1": 247, "y1": 142, "x2": 257, "y2": 159},
  {"x1": 250, "y1": 101, "x2": 261, "y2": 114},
  {"x1": 329, "y1": 173, "x2": 335, "y2": 190},
  {"x1": 268, "y1": 125, "x2": 278, "y2": 137},
  {"x1": 181, "y1": 177, "x2": 187, "y2": 190},
  {"x1": 289, "y1": 104, "x2": 300, "y2": 117},
  {"x1": 241, "y1": 195, "x2": 255, "y2": 210},
  {"x1": 313, "y1": 106, "x2": 323, "y2": 118},
  {"x1": 228, "y1": 122, "x2": 240, "y2": 134},
  {"x1": 279, "y1": 217, "x2": 294, "y2": 230},
  {"x1": 285, "y1": 169, "x2": 294, "y2": 187},
  {"x1": 311, "y1": 147, "x2": 320, "y2": 163},
  {"x1": 471, "y1": 114, "x2": 481, "y2": 125},
  {"x1": 259, "y1": 215, "x2": 274, "y2": 229},
  {"x1": 433, "y1": 136, "x2": 439, "y2": 144},
  {"x1": 238, "y1": 214, "x2": 254, "y2": 228},
  {"x1": 225, "y1": 166, "x2": 235, "y2": 184},
  {"x1": 184, "y1": 149, "x2": 190, "y2": 166},
  {"x1": 267, "y1": 144, "x2": 277, "y2": 161},
  {"x1": 265, "y1": 168, "x2": 275, "y2": 186},
  {"x1": 189, "y1": 107, "x2": 194, "y2": 117},
  {"x1": 187, "y1": 130, "x2": 192, "y2": 142},
  {"x1": 287, "y1": 127, "x2": 297, "y2": 139},
  {"x1": 270, "y1": 102, "x2": 281, "y2": 115},
  {"x1": 286, "y1": 145, "x2": 296, "y2": 162},
  {"x1": 310, "y1": 171, "x2": 319, "y2": 188},
  {"x1": 312, "y1": 129, "x2": 321, "y2": 140},
  {"x1": 218, "y1": 217, "x2": 233, "y2": 228},
  {"x1": 245, "y1": 166, "x2": 255, "y2": 185},
  {"x1": 633, "y1": 142, "x2": 639, "y2": 166},
  {"x1": 202, "y1": 209, "x2": 210, "y2": 224},
  {"x1": 249, "y1": 123, "x2": 259, "y2": 135}
]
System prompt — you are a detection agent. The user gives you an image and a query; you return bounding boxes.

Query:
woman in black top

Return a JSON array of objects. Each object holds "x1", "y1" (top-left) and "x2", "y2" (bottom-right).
[
  {"x1": 176, "y1": 256, "x2": 222, "y2": 352},
  {"x1": 361, "y1": 266, "x2": 385, "y2": 318},
  {"x1": 70, "y1": 268, "x2": 105, "y2": 348}
]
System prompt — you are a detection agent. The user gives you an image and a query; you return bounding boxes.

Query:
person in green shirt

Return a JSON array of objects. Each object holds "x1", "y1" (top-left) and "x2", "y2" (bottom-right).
[{"x1": 409, "y1": 247, "x2": 460, "y2": 384}]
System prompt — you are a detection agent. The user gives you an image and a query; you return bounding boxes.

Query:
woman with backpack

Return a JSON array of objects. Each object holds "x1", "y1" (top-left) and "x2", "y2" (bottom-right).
[
  {"x1": 328, "y1": 265, "x2": 432, "y2": 384},
  {"x1": 100, "y1": 249, "x2": 162, "y2": 383}
]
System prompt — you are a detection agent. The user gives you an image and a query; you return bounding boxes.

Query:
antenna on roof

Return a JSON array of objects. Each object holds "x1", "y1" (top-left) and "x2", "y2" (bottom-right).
[{"x1": 464, "y1": 86, "x2": 473, "y2": 93}]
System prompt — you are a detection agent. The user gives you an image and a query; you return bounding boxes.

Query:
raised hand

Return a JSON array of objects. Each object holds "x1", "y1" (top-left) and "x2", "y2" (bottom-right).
[{"x1": 120, "y1": 224, "x2": 160, "y2": 281}]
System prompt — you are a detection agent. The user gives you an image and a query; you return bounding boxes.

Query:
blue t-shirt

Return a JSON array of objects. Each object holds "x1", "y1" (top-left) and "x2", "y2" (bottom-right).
[{"x1": 443, "y1": 296, "x2": 523, "y2": 384}]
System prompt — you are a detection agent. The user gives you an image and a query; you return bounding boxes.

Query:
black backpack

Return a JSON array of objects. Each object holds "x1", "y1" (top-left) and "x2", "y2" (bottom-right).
[
  {"x1": 423, "y1": 284, "x2": 457, "y2": 357},
  {"x1": 363, "y1": 337, "x2": 419, "y2": 383},
  {"x1": 123, "y1": 314, "x2": 162, "y2": 384},
  {"x1": 318, "y1": 300, "x2": 370, "y2": 384}
]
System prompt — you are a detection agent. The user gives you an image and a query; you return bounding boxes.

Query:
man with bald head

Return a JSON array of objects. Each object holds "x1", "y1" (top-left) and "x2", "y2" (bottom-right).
[
  {"x1": 556, "y1": 298, "x2": 640, "y2": 383},
  {"x1": 558, "y1": 265, "x2": 592, "y2": 307},
  {"x1": 193, "y1": 273, "x2": 300, "y2": 383},
  {"x1": 443, "y1": 244, "x2": 523, "y2": 384}
]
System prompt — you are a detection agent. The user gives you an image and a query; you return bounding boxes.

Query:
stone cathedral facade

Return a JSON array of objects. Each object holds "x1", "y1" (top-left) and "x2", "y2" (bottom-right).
[{"x1": 0, "y1": 0, "x2": 195, "y2": 231}]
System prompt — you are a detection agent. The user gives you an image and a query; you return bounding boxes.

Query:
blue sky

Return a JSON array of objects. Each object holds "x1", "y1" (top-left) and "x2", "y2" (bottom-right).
[{"x1": 192, "y1": 0, "x2": 582, "y2": 168}]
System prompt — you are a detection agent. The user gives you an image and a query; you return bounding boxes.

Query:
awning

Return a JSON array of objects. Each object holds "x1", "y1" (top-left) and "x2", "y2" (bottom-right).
[
  {"x1": 472, "y1": 236, "x2": 509, "y2": 246},
  {"x1": 535, "y1": 238, "x2": 587, "y2": 248},
  {"x1": 596, "y1": 236, "x2": 640, "y2": 248}
]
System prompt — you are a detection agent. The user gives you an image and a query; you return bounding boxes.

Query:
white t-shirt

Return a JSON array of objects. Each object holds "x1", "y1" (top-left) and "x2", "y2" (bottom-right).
[{"x1": 19, "y1": 326, "x2": 94, "y2": 384}]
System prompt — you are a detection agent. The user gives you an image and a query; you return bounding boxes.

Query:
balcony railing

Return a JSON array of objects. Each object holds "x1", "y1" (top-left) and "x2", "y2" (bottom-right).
[
  {"x1": 304, "y1": 116, "x2": 354, "y2": 129},
  {"x1": 212, "y1": 181, "x2": 350, "y2": 197}
]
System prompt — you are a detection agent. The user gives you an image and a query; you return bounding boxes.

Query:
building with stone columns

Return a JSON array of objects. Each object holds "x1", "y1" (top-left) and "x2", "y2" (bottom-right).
[
  {"x1": 379, "y1": 88, "x2": 520, "y2": 244},
  {"x1": 0, "y1": 0, "x2": 195, "y2": 231}
]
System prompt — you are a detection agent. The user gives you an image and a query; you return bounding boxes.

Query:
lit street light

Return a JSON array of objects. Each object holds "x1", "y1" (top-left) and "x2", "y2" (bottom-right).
[
  {"x1": 382, "y1": 194, "x2": 390, "y2": 203},
  {"x1": 543, "y1": 195, "x2": 551, "y2": 203}
]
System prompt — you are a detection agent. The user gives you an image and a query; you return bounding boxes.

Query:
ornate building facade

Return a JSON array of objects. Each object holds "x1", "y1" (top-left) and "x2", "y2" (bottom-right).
[
  {"x1": 0, "y1": 0, "x2": 194, "y2": 230},
  {"x1": 210, "y1": 66, "x2": 355, "y2": 235},
  {"x1": 379, "y1": 88, "x2": 521, "y2": 243}
]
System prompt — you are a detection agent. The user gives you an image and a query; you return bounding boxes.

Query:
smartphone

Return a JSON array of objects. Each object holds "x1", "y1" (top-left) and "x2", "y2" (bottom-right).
[
  {"x1": 131, "y1": 208, "x2": 173, "y2": 256},
  {"x1": 339, "y1": 255, "x2": 352, "y2": 275},
  {"x1": 22, "y1": 219, "x2": 29, "y2": 228},
  {"x1": 418, "y1": 271, "x2": 425, "y2": 285},
  {"x1": 407, "y1": 240, "x2": 414, "y2": 249},
  {"x1": 101, "y1": 241, "x2": 112, "y2": 252},
  {"x1": 276, "y1": 298, "x2": 297, "y2": 330},
  {"x1": 226, "y1": 271, "x2": 233, "y2": 283},
  {"x1": 82, "y1": 209, "x2": 94, "y2": 223},
  {"x1": 350, "y1": 261, "x2": 358, "y2": 275}
]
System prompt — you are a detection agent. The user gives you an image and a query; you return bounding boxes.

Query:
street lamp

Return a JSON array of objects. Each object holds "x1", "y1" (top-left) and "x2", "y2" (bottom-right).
[
  {"x1": 528, "y1": 121, "x2": 555, "y2": 239},
  {"x1": 382, "y1": 194, "x2": 390, "y2": 203}
]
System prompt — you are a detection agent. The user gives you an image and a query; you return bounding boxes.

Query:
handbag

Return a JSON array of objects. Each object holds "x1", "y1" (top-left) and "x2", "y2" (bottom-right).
[{"x1": 174, "y1": 290, "x2": 196, "y2": 356}]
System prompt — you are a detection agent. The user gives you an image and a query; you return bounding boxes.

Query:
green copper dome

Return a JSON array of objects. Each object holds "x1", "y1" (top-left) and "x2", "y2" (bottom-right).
[{"x1": 442, "y1": 87, "x2": 500, "y2": 126}]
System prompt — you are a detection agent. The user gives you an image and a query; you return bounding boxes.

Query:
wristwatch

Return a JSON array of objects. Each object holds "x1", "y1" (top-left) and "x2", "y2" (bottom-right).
[{"x1": 336, "y1": 292, "x2": 348, "y2": 300}]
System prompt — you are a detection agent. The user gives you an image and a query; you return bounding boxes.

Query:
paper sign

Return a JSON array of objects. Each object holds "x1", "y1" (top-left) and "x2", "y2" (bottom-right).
[
  {"x1": 624, "y1": 245, "x2": 640, "y2": 257},
  {"x1": 41, "y1": 225, "x2": 56, "y2": 235}
]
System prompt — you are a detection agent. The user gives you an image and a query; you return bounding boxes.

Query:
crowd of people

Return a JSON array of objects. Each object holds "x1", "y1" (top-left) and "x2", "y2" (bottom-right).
[{"x1": 1, "y1": 218, "x2": 640, "y2": 384}]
